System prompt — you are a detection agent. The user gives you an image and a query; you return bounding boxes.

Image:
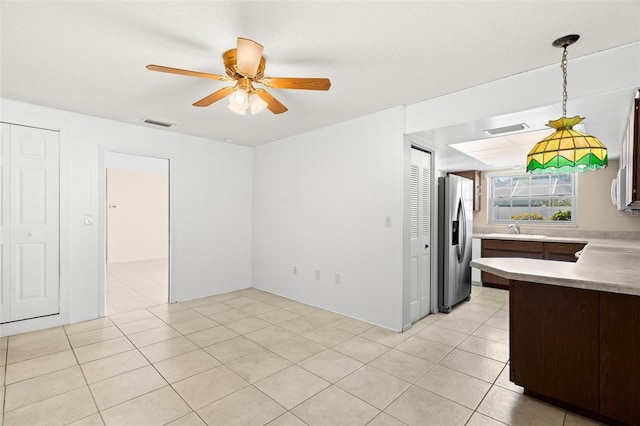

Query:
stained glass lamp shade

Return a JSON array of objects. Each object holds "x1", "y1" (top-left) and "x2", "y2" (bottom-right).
[
  {"x1": 526, "y1": 116, "x2": 608, "y2": 174},
  {"x1": 527, "y1": 34, "x2": 607, "y2": 174}
]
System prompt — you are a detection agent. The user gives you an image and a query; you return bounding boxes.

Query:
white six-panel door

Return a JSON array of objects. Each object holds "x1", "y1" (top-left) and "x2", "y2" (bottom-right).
[
  {"x1": 0, "y1": 123, "x2": 59, "y2": 323},
  {"x1": 409, "y1": 148, "x2": 432, "y2": 323}
]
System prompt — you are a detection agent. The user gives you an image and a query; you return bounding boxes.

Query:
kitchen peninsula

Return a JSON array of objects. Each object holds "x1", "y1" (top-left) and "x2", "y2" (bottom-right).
[{"x1": 471, "y1": 238, "x2": 640, "y2": 425}]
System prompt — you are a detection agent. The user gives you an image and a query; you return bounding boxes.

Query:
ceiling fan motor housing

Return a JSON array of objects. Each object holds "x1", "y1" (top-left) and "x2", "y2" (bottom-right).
[{"x1": 223, "y1": 49, "x2": 266, "y2": 81}]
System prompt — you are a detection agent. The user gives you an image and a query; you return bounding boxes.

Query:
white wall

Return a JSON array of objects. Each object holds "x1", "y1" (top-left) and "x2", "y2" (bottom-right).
[
  {"x1": 253, "y1": 107, "x2": 406, "y2": 331},
  {"x1": 105, "y1": 151, "x2": 169, "y2": 173},
  {"x1": 0, "y1": 98, "x2": 253, "y2": 336}
]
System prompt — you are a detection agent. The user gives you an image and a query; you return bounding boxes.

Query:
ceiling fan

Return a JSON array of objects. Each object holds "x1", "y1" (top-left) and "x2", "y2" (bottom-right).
[{"x1": 146, "y1": 37, "x2": 331, "y2": 115}]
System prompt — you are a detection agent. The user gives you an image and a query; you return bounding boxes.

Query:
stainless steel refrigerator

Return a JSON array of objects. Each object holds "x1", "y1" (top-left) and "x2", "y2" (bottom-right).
[{"x1": 438, "y1": 174, "x2": 473, "y2": 313}]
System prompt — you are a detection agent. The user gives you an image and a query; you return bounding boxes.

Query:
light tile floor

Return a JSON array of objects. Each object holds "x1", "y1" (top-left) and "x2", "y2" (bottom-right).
[
  {"x1": 0, "y1": 286, "x2": 605, "y2": 425},
  {"x1": 106, "y1": 258, "x2": 169, "y2": 315}
]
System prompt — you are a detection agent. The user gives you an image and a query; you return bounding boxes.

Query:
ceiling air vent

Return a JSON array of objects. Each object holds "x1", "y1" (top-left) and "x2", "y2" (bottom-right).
[
  {"x1": 484, "y1": 123, "x2": 528, "y2": 135},
  {"x1": 143, "y1": 118, "x2": 174, "y2": 128}
]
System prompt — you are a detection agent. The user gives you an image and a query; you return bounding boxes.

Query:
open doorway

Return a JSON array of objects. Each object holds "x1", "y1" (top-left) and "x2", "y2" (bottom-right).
[{"x1": 105, "y1": 152, "x2": 169, "y2": 315}]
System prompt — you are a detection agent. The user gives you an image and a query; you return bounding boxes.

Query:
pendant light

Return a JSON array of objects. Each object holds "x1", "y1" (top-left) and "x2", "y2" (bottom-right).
[{"x1": 526, "y1": 34, "x2": 607, "y2": 174}]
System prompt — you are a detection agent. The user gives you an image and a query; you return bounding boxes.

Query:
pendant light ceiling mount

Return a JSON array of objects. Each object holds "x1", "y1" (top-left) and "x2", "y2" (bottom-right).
[
  {"x1": 552, "y1": 34, "x2": 580, "y2": 49},
  {"x1": 526, "y1": 34, "x2": 608, "y2": 174}
]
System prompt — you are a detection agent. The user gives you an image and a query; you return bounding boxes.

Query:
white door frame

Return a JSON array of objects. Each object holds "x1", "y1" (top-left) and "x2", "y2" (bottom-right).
[
  {"x1": 402, "y1": 137, "x2": 437, "y2": 331},
  {"x1": 98, "y1": 146, "x2": 174, "y2": 317},
  {"x1": 0, "y1": 112, "x2": 71, "y2": 337}
]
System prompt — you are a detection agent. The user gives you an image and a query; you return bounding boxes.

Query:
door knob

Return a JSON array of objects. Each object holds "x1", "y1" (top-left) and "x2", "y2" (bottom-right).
[{"x1": 425, "y1": 244, "x2": 429, "y2": 249}]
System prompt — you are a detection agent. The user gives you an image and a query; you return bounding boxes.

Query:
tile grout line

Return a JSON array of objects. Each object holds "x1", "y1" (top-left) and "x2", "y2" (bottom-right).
[
  {"x1": 414, "y1": 293, "x2": 511, "y2": 425},
  {"x1": 62, "y1": 325, "x2": 104, "y2": 425},
  {"x1": 460, "y1": 293, "x2": 510, "y2": 425},
  {"x1": 3, "y1": 286, "x2": 528, "y2": 426},
  {"x1": 108, "y1": 306, "x2": 209, "y2": 424}
]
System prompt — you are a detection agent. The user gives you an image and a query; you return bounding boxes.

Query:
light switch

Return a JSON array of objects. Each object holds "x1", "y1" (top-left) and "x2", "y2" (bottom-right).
[
  {"x1": 385, "y1": 216, "x2": 392, "y2": 228},
  {"x1": 84, "y1": 215, "x2": 94, "y2": 225}
]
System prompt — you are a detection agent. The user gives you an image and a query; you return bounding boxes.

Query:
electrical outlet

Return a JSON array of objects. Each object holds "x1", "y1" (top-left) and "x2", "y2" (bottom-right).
[
  {"x1": 315, "y1": 270, "x2": 321, "y2": 280},
  {"x1": 335, "y1": 273, "x2": 341, "y2": 284},
  {"x1": 293, "y1": 266, "x2": 297, "y2": 275}
]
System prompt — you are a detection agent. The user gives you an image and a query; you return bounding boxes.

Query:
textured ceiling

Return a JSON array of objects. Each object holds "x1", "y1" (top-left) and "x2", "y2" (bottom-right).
[{"x1": 1, "y1": 1, "x2": 640, "y2": 148}]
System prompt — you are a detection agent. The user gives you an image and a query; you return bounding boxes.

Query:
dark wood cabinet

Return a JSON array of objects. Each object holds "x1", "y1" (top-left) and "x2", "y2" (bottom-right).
[
  {"x1": 632, "y1": 90, "x2": 639, "y2": 206},
  {"x1": 481, "y1": 239, "x2": 585, "y2": 289},
  {"x1": 510, "y1": 280, "x2": 599, "y2": 415},
  {"x1": 599, "y1": 292, "x2": 640, "y2": 425},
  {"x1": 543, "y1": 242, "x2": 586, "y2": 262},
  {"x1": 448, "y1": 170, "x2": 481, "y2": 211},
  {"x1": 482, "y1": 239, "x2": 544, "y2": 258},
  {"x1": 620, "y1": 89, "x2": 639, "y2": 209},
  {"x1": 481, "y1": 239, "x2": 543, "y2": 290},
  {"x1": 510, "y1": 280, "x2": 640, "y2": 425}
]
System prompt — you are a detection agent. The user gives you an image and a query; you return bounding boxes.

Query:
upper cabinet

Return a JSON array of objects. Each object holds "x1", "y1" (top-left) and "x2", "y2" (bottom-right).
[
  {"x1": 448, "y1": 170, "x2": 481, "y2": 211},
  {"x1": 617, "y1": 89, "x2": 640, "y2": 210}
]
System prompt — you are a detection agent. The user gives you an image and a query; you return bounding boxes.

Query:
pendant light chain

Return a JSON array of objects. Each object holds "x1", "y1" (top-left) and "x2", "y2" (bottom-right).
[{"x1": 561, "y1": 45, "x2": 568, "y2": 118}]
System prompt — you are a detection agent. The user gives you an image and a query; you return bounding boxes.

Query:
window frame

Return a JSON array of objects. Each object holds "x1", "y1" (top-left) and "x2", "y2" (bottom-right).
[{"x1": 487, "y1": 171, "x2": 578, "y2": 226}]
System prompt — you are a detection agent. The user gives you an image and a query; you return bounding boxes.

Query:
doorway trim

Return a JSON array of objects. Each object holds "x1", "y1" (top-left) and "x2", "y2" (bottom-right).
[
  {"x1": 402, "y1": 136, "x2": 437, "y2": 332},
  {"x1": 98, "y1": 146, "x2": 174, "y2": 317}
]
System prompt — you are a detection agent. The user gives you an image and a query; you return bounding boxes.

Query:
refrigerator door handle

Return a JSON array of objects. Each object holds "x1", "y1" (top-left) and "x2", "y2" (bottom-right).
[
  {"x1": 455, "y1": 199, "x2": 465, "y2": 262},
  {"x1": 458, "y1": 199, "x2": 467, "y2": 263}
]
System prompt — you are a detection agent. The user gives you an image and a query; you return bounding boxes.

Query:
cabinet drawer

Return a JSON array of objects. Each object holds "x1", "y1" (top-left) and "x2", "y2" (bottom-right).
[
  {"x1": 482, "y1": 239, "x2": 544, "y2": 254},
  {"x1": 543, "y1": 242, "x2": 586, "y2": 262},
  {"x1": 482, "y1": 249, "x2": 543, "y2": 259}
]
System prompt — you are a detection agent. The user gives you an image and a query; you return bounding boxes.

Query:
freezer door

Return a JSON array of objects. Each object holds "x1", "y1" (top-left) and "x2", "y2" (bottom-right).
[{"x1": 459, "y1": 177, "x2": 473, "y2": 301}]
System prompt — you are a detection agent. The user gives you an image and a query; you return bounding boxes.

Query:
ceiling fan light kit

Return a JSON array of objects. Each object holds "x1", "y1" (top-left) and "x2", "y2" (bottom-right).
[
  {"x1": 526, "y1": 34, "x2": 608, "y2": 174},
  {"x1": 249, "y1": 94, "x2": 268, "y2": 114},
  {"x1": 147, "y1": 37, "x2": 331, "y2": 116}
]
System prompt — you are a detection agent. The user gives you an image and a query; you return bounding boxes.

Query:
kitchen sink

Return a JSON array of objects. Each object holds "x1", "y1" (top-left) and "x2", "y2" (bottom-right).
[{"x1": 484, "y1": 233, "x2": 547, "y2": 240}]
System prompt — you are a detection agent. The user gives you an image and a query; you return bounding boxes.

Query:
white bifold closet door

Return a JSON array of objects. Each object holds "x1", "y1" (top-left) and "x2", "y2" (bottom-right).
[
  {"x1": 409, "y1": 148, "x2": 432, "y2": 323},
  {"x1": 1, "y1": 123, "x2": 60, "y2": 324}
]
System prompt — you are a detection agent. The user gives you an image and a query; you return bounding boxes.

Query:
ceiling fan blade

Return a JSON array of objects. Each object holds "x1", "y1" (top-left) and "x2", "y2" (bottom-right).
[
  {"x1": 193, "y1": 86, "x2": 236, "y2": 107},
  {"x1": 260, "y1": 77, "x2": 331, "y2": 91},
  {"x1": 254, "y1": 89, "x2": 288, "y2": 114},
  {"x1": 146, "y1": 64, "x2": 226, "y2": 80},
  {"x1": 236, "y1": 37, "x2": 264, "y2": 78}
]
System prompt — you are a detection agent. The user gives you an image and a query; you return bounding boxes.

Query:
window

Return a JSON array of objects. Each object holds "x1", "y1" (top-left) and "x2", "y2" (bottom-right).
[{"x1": 489, "y1": 173, "x2": 576, "y2": 224}]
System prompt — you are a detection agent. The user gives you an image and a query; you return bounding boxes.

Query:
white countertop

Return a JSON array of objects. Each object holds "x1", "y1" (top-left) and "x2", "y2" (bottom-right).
[
  {"x1": 471, "y1": 236, "x2": 640, "y2": 296},
  {"x1": 473, "y1": 233, "x2": 589, "y2": 244}
]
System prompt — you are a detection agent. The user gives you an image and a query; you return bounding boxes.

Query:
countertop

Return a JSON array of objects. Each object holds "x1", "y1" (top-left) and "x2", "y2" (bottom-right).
[{"x1": 471, "y1": 234, "x2": 640, "y2": 296}]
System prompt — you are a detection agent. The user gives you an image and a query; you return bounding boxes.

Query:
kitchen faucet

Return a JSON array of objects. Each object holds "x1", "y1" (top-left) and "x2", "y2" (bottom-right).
[{"x1": 508, "y1": 223, "x2": 521, "y2": 235}]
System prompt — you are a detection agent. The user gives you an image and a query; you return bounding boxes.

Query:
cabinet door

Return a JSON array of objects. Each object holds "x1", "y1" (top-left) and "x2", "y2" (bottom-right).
[
  {"x1": 448, "y1": 170, "x2": 480, "y2": 211},
  {"x1": 543, "y1": 242, "x2": 585, "y2": 262},
  {"x1": 599, "y1": 292, "x2": 640, "y2": 425},
  {"x1": 480, "y1": 239, "x2": 543, "y2": 290},
  {"x1": 631, "y1": 90, "x2": 639, "y2": 205},
  {"x1": 510, "y1": 280, "x2": 599, "y2": 414},
  {"x1": 480, "y1": 270, "x2": 510, "y2": 290}
]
